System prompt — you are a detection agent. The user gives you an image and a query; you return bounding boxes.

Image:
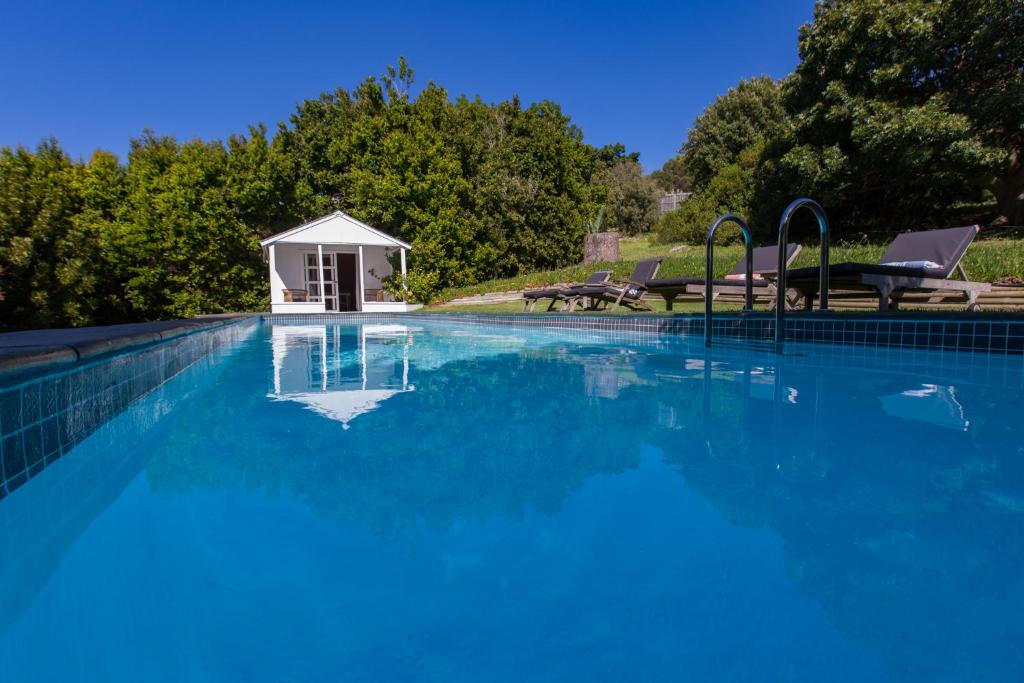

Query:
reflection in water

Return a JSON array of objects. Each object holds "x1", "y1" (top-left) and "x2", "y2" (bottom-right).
[
  {"x1": 879, "y1": 384, "x2": 970, "y2": 431},
  {"x1": 145, "y1": 323, "x2": 648, "y2": 532},
  {"x1": 0, "y1": 340, "x2": 243, "y2": 632},
  {"x1": 269, "y1": 324, "x2": 415, "y2": 428},
  {"x1": 656, "y1": 349, "x2": 1024, "y2": 682},
  {"x1": 1, "y1": 321, "x2": 1022, "y2": 682}
]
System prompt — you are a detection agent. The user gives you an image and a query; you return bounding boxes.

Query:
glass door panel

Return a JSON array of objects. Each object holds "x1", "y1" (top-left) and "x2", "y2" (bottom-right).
[
  {"x1": 302, "y1": 251, "x2": 344, "y2": 310},
  {"x1": 322, "y1": 254, "x2": 338, "y2": 311}
]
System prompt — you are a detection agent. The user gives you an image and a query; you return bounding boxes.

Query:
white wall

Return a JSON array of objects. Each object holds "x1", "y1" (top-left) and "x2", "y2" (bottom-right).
[
  {"x1": 361, "y1": 246, "x2": 393, "y2": 291},
  {"x1": 269, "y1": 243, "x2": 309, "y2": 304}
]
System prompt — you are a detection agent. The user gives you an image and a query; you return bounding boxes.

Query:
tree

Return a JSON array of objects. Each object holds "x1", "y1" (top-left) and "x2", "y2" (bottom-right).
[
  {"x1": 68, "y1": 150, "x2": 128, "y2": 324},
  {"x1": 593, "y1": 158, "x2": 660, "y2": 235},
  {"x1": 655, "y1": 143, "x2": 763, "y2": 244},
  {"x1": 0, "y1": 59, "x2": 633, "y2": 324},
  {"x1": 649, "y1": 156, "x2": 692, "y2": 193},
  {"x1": 0, "y1": 140, "x2": 84, "y2": 330},
  {"x1": 764, "y1": 0, "x2": 1024, "y2": 231},
  {"x1": 434, "y1": 94, "x2": 601, "y2": 281},
  {"x1": 681, "y1": 76, "x2": 786, "y2": 189},
  {"x1": 273, "y1": 61, "x2": 609, "y2": 300},
  {"x1": 111, "y1": 131, "x2": 272, "y2": 319}
]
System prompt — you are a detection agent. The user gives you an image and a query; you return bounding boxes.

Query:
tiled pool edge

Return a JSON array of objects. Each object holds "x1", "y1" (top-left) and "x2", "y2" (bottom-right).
[
  {"x1": 265, "y1": 311, "x2": 1024, "y2": 355},
  {"x1": 0, "y1": 317, "x2": 258, "y2": 499}
]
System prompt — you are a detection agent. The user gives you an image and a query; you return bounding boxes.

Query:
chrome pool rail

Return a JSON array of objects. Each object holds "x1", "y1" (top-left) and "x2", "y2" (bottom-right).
[
  {"x1": 705, "y1": 213, "x2": 754, "y2": 347},
  {"x1": 775, "y1": 198, "x2": 830, "y2": 353}
]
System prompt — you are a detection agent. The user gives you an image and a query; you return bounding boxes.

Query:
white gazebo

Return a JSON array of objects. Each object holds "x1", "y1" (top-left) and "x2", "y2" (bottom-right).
[{"x1": 260, "y1": 211, "x2": 420, "y2": 313}]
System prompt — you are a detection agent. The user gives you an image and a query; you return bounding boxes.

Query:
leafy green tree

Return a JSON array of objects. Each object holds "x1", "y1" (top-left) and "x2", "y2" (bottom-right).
[
  {"x1": 593, "y1": 158, "x2": 660, "y2": 235},
  {"x1": 0, "y1": 140, "x2": 84, "y2": 330},
  {"x1": 682, "y1": 76, "x2": 786, "y2": 190},
  {"x1": 649, "y1": 155, "x2": 692, "y2": 193},
  {"x1": 655, "y1": 143, "x2": 763, "y2": 244},
  {"x1": 274, "y1": 60, "x2": 605, "y2": 300},
  {"x1": 68, "y1": 150, "x2": 128, "y2": 324},
  {"x1": 1, "y1": 59, "x2": 632, "y2": 323},
  {"x1": 112, "y1": 131, "x2": 271, "y2": 319},
  {"x1": 758, "y1": 0, "x2": 1024, "y2": 232},
  {"x1": 450, "y1": 97, "x2": 599, "y2": 278}
]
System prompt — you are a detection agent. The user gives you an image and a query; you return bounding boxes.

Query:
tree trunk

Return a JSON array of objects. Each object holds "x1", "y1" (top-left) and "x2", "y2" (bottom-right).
[
  {"x1": 991, "y1": 148, "x2": 1024, "y2": 226},
  {"x1": 584, "y1": 232, "x2": 620, "y2": 265}
]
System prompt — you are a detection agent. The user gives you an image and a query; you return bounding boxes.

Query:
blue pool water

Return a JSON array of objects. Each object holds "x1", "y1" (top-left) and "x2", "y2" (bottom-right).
[{"x1": 1, "y1": 319, "x2": 1023, "y2": 682}]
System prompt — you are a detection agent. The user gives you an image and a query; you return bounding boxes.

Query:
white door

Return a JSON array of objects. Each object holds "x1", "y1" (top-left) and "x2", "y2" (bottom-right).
[
  {"x1": 321, "y1": 253, "x2": 338, "y2": 311},
  {"x1": 303, "y1": 252, "x2": 339, "y2": 311}
]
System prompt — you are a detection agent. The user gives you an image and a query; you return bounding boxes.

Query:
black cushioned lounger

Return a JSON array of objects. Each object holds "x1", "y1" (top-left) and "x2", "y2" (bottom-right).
[
  {"x1": 646, "y1": 244, "x2": 802, "y2": 311},
  {"x1": 567, "y1": 258, "x2": 663, "y2": 312},
  {"x1": 783, "y1": 225, "x2": 990, "y2": 312},
  {"x1": 523, "y1": 270, "x2": 612, "y2": 312}
]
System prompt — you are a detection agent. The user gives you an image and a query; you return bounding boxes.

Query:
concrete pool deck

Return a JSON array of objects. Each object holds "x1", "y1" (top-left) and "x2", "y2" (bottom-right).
[{"x1": 0, "y1": 315, "x2": 256, "y2": 379}]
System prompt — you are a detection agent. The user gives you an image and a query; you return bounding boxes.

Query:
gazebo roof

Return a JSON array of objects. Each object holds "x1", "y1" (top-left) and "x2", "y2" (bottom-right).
[{"x1": 260, "y1": 211, "x2": 411, "y2": 250}]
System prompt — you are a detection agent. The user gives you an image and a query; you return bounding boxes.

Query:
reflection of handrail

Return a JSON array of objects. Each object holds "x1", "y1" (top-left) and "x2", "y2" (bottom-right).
[
  {"x1": 702, "y1": 352, "x2": 756, "y2": 459},
  {"x1": 775, "y1": 198, "x2": 830, "y2": 354},
  {"x1": 705, "y1": 214, "x2": 754, "y2": 347}
]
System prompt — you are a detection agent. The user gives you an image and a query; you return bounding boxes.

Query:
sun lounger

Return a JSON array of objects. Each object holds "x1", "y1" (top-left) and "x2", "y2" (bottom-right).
[
  {"x1": 566, "y1": 258, "x2": 663, "y2": 312},
  {"x1": 646, "y1": 244, "x2": 802, "y2": 311},
  {"x1": 783, "y1": 225, "x2": 990, "y2": 312},
  {"x1": 522, "y1": 271, "x2": 612, "y2": 312}
]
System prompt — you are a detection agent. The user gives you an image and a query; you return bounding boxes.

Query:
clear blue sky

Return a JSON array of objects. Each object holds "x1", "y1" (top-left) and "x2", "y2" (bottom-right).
[{"x1": 0, "y1": 0, "x2": 816, "y2": 171}]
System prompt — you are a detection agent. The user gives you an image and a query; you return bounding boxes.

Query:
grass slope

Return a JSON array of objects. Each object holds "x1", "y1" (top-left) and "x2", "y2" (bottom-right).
[
  {"x1": 434, "y1": 235, "x2": 1024, "y2": 304},
  {"x1": 422, "y1": 300, "x2": 741, "y2": 314}
]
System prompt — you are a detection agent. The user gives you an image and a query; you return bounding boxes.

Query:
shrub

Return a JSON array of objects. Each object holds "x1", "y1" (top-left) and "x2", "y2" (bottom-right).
[
  {"x1": 653, "y1": 195, "x2": 719, "y2": 244},
  {"x1": 654, "y1": 142, "x2": 764, "y2": 245},
  {"x1": 378, "y1": 263, "x2": 442, "y2": 305}
]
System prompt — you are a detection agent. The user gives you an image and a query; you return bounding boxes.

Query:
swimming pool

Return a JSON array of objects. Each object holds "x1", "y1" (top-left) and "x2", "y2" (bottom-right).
[{"x1": 1, "y1": 317, "x2": 1022, "y2": 681}]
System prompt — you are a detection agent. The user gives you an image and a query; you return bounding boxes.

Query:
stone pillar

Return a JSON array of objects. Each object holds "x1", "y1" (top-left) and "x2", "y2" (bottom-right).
[{"x1": 584, "y1": 232, "x2": 620, "y2": 265}]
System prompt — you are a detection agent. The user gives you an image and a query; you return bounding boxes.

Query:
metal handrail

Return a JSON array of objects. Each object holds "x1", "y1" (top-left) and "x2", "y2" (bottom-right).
[
  {"x1": 775, "y1": 198, "x2": 830, "y2": 353},
  {"x1": 705, "y1": 213, "x2": 754, "y2": 347}
]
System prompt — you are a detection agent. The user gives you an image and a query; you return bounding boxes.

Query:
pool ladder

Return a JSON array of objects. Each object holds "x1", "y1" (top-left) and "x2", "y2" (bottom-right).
[
  {"x1": 703, "y1": 198, "x2": 831, "y2": 354},
  {"x1": 704, "y1": 214, "x2": 754, "y2": 347}
]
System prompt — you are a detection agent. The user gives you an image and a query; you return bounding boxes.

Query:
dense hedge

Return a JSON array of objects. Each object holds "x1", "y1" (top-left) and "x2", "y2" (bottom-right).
[{"x1": 0, "y1": 60, "x2": 648, "y2": 329}]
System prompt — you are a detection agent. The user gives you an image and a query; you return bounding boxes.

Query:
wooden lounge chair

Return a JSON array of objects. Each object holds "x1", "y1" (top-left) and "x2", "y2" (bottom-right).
[
  {"x1": 783, "y1": 225, "x2": 990, "y2": 312},
  {"x1": 566, "y1": 258, "x2": 663, "y2": 312},
  {"x1": 522, "y1": 271, "x2": 612, "y2": 312},
  {"x1": 646, "y1": 244, "x2": 802, "y2": 311}
]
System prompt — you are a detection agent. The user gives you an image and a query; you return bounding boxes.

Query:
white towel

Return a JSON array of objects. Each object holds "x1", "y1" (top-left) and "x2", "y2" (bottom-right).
[{"x1": 880, "y1": 260, "x2": 941, "y2": 270}]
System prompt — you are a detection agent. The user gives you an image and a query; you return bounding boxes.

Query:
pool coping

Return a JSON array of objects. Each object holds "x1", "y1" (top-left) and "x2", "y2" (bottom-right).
[{"x1": 0, "y1": 314, "x2": 259, "y2": 382}]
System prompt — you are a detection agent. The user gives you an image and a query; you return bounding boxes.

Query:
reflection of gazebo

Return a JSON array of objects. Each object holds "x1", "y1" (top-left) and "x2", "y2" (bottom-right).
[
  {"x1": 269, "y1": 324, "x2": 413, "y2": 428},
  {"x1": 880, "y1": 384, "x2": 969, "y2": 431}
]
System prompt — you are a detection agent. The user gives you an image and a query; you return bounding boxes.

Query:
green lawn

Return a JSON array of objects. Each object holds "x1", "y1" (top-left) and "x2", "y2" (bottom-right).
[
  {"x1": 434, "y1": 234, "x2": 1024, "y2": 304},
  {"x1": 421, "y1": 299, "x2": 738, "y2": 314}
]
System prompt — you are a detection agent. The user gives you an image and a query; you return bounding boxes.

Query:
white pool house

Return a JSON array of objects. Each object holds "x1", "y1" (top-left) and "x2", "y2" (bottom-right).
[{"x1": 260, "y1": 211, "x2": 419, "y2": 313}]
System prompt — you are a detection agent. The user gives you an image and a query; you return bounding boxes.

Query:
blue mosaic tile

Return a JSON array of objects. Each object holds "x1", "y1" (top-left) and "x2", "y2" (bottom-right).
[
  {"x1": 0, "y1": 317, "x2": 258, "y2": 497},
  {"x1": 264, "y1": 311, "x2": 1024, "y2": 359},
  {"x1": 0, "y1": 389, "x2": 21, "y2": 436},
  {"x1": 2, "y1": 433, "x2": 26, "y2": 484},
  {"x1": 22, "y1": 424, "x2": 44, "y2": 470}
]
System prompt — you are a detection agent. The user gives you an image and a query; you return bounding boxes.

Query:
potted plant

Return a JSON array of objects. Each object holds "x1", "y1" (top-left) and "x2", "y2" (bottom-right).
[{"x1": 583, "y1": 207, "x2": 619, "y2": 265}]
